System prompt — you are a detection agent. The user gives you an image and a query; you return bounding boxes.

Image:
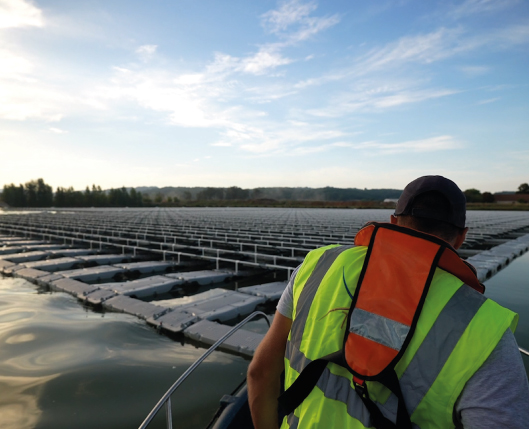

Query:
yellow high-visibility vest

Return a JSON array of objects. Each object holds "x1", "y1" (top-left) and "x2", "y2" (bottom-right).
[{"x1": 282, "y1": 242, "x2": 518, "y2": 428}]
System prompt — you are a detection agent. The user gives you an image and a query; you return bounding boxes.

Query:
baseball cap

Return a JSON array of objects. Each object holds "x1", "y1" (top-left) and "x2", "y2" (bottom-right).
[{"x1": 394, "y1": 175, "x2": 466, "y2": 228}]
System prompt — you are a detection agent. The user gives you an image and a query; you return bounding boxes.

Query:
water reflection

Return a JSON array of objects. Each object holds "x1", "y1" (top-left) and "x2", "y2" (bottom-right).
[
  {"x1": 484, "y1": 250, "x2": 529, "y2": 372},
  {"x1": 0, "y1": 275, "x2": 248, "y2": 429},
  {"x1": 5, "y1": 333, "x2": 36, "y2": 344},
  {"x1": 0, "y1": 374, "x2": 59, "y2": 429}
]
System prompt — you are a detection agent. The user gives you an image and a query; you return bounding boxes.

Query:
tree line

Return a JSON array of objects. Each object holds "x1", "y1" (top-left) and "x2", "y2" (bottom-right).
[
  {"x1": 463, "y1": 183, "x2": 529, "y2": 203},
  {"x1": 2, "y1": 179, "x2": 528, "y2": 208},
  {"x1": 143, "y1": 186, "x2": 403, "y2": 203},
  {"x1": 1, "y1": 179, "x2": 143, "y2": 207}
]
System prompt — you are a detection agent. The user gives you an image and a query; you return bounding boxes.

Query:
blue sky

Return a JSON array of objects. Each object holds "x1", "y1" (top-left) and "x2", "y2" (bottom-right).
[{"x1": 0, "y1": 0, "x2": 528, "y2": 192}]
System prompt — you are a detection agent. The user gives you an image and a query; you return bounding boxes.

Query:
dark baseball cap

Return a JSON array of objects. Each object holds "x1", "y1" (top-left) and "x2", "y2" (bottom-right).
[{"x1": 394, "y1": 175, "x2": 466, "y2": 228}]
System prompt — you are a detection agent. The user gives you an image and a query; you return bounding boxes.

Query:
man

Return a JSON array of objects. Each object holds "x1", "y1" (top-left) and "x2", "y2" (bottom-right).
[{"x1": 248, "y1": 175, "x2": 529, "y2": 428}]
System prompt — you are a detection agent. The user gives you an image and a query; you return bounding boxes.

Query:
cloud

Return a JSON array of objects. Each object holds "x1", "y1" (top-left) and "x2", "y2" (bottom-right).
[
  {"x1": 135, "y1": 44, "x2": 157, "y2": 62},
  {"x1": 459, "y1": 65, "x2": 490, "y2": 76},
  {"x1": 99, "y1": 67, "x2": 224, "y2": 128},
  {"x1": 294, "y1": 22, "x2": 529, "y2": 92},
  {"x1": 351, "y1": 136, "x2": 461, "y2": 154},
  {"x1": 495, "y1": 22, "x2": 529, "y2": 46},
  {"x1": 477, "y1": 97, "x2": 500, "y2": 105},
  {"x1": 449, "y1": 0, "x2": 520, "y2": 19},
  {"x1": 0, "y1": 42, "x2": 74, "y2": 121},
  {"x1": 0, "y1": 77, "x2": 69, "y2": 121},
  {"x1": 233, "y1": 124, "x2": 346, "y2": 155},
  {"x1": 357, "y1": 27, "x2": 466, "y2": 74},
  {"x1": 241, "y1": 47, "x2": 292, "y2": 75},
  {"x1": 0, "y1": 0, "x2": 43, "y2": 29},
  {"x1": 203, "y1": 1, "x2": 337, "y2": 77},
  {"x1": 207, "y1": 48, "x2": 292, "y2": 76},
  {"x1": 0, "y1": 46, "x2": 33, "y2": 78},
  {"x1": 261, "y1": 0, "x2": 339, "y2": 43},
  {"x1": 47, "y1": 127, "x2": 68, "y2": 134},
  {"x1": 261, "y1": 0, "x2": 317, "y2": 34},
  {"x1": 306, "y1": 83, "x2": 459, "y2": 117}
]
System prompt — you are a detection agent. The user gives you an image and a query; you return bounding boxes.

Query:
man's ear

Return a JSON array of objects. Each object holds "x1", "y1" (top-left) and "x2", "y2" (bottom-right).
[
  {"x1": 453, "y1": 227, "x2": 468, "y2": 249},
  {"x1": 390, "y1": 215, "x2": 398, "y2": 225}
]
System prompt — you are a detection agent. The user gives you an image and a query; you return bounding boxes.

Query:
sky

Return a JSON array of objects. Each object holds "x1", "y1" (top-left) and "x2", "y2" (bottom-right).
[{"x1": 0, "y1": 0, "x2": 528, "y2": 193}]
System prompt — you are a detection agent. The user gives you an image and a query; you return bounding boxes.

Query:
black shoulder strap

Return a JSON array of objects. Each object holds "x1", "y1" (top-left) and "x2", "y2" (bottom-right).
[
  {"x1": 277, "y1": 358, "x2": 328, "y2": 416},
  {"x1": 278, "y1": 361, "x2": 411, "y2": 429}
]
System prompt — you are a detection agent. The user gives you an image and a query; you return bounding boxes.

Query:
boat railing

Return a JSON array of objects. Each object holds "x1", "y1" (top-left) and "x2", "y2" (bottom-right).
[
  {"x1": 520, "y1": 347, "x2": 529, "y2": 357},
  {"x1": 138, "y1": 310, "x2": 271, "y2": 429}
]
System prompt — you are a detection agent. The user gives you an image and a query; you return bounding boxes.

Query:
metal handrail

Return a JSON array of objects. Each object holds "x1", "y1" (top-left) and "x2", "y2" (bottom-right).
[
  {"x1": 520, "y1": 347, "x2": 529, "y2": 357},
  {"x1": 138, "y1": 311, "x2": 271, "y2": 429}
]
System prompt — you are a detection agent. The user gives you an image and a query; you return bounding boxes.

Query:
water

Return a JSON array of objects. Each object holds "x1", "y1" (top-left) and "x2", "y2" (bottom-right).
[
  {"x1": 484, "y1": 250, "x2": 529, "y2": 372},
  {"x1": 0, "y1": 250, "x2": 528, "y2": 428},
  {"x1": 0, "y1": 277, "x2": 248, "y2": 429}
]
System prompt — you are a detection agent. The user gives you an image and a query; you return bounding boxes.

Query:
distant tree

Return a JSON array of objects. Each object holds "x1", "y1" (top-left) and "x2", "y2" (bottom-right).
[
  {"x1": 129, "y1": 188, "x2": 143, "y2": 207},
  {"x1": 252, "y1": 188, "x2": 263, "y2": 199},
  {"x1": 2, "y1": 183, "x2": 26, "y2": 207},
  {"x1": 108, "y1": 187, "x2": 135, "y2": 206},
  {"x1": 36, "y1": 178, "x2": 53, "y2": 206},
  {"x1": 154, "y1": 193, "x2": 164, "y2": 204},
  {"x1": 54, "y1": 187, "x2": 66, "y2": 206},
  {"x1": 464, "y1": 188, "x2": 482, "y2": 203},
  {"x1": 517, "y1": 183, "x2": 529, "y2": 194},
  {"x1": 91, "y1": 185, "x2": 107, "y2": 206},
  {"x1": 84, "y1": 186, "x2": 93, "y2": 206},
  {"x1": 183, "y1": 191, "x2": 192, "y2": 201},
  {"x1": 54, "y1": 186, "x2": 84, "y2": 207},
  {"x1": 482, "y1": 192, "x2": 495, "y2": 203},
  {"x1": 225, "y1": 186, "x2": 249, "y2": 200},
  {"x1": 25, "y1": 180, "x2": 38, "y2": 206},
  {"x1": 197, "y1": 187, "x2": 224, "y2": 200},
  {"x1": 2, "y1": 179, "x2": 53, "y2": 207}
]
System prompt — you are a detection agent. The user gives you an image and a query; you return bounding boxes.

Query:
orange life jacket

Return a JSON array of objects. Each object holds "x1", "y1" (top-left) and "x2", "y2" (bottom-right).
[{"x1": 279, "y1": 222, "x2": 484, "y2": 429}]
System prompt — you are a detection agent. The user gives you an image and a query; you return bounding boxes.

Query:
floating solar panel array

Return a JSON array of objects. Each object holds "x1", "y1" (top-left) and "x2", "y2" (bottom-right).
[{"x1": 1, "y1": 207, "x2": 529, "y2": 357}]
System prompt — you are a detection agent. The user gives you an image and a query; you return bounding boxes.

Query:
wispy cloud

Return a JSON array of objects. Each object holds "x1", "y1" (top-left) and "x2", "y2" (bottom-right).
[
  {"x1": 236, "y1": 134, "x2": 462, "y2": 157},
  {"x1": 100, "y1": 67, "x2": 224, "y2": 128},
  {"x1": 212, "y1": 120, "x2": 346, "y2": 155},
  {"x1": 449, "y1": 0, "x2": 520, "y2": 19},
  {"x1": 495, "y1": 22, "x2": 529, "y2": 46},
  {"x1": 240, "y1": 47, "x2": 293, "y2": 75},
  {"x1": 351, "y1": 136, "x2": 461, "y2": 154},
  {"x1": 459, "y1": 65, "x2": 490, "y2": 76},
  {"x1": 135, "y1": 44, "x2": 157, "y2": 62},
  {"x1": 306, "y1": 82, "x2": 459, "y2": 118},
  {"x1": 477, "y1": 97, "x2": 500, "y2": 105},
  {"x1": 262, "y1": 0, "x2": 317, "y2": 33},
  {"x1": 0, "y1": 46, "x2": 33, "y2": 78},
  {"x1": 0, "y1": 0, "x2": 43, "y2": 29},
  {"x1": 261, "y1": 0, "x2": 339, "y2": 43},
  {"x1": 205, "y1": 0, "x2": 338, "y2": 77},
  {"x1": 47, "y1": 127, "x2": 68, "y2": 134},
  {"x1": 206, "y1": 48, "x2": 292, "y2": 76},
  {"x1": 358, "y1": 27, "x2": 466, "y2": 74}
]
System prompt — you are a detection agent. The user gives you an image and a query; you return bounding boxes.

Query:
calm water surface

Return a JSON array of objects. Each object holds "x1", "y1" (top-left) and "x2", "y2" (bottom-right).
[
  {"x1": 0, "y1": 277, "x2": 248, "y2": 429},
  {"x1": 0, "y1": 251, "x2": 528, "y2": 428}
]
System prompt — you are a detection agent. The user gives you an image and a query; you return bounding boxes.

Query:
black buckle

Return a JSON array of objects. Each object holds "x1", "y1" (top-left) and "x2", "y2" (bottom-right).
[{"x1": 354, "y1": 380, "x2": 367, "y2": 397}]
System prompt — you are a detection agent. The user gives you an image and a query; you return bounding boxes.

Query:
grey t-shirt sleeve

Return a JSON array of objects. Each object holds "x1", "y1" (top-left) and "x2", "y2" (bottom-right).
[
  {"x1": 454, "y1": 328, "x2": 529, "y2": 428},
  {"x1": 276, "y1": 265, "x2": 300, "y2": 319}
]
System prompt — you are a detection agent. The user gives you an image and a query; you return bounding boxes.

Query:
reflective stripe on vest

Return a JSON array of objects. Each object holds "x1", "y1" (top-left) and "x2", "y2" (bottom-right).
[
  {"x1": 287, "y1": 413, "x2": 299, "y2": 429},
  {"x1": 290, "y1": 245, "x2": 354, "y2": 345}
]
